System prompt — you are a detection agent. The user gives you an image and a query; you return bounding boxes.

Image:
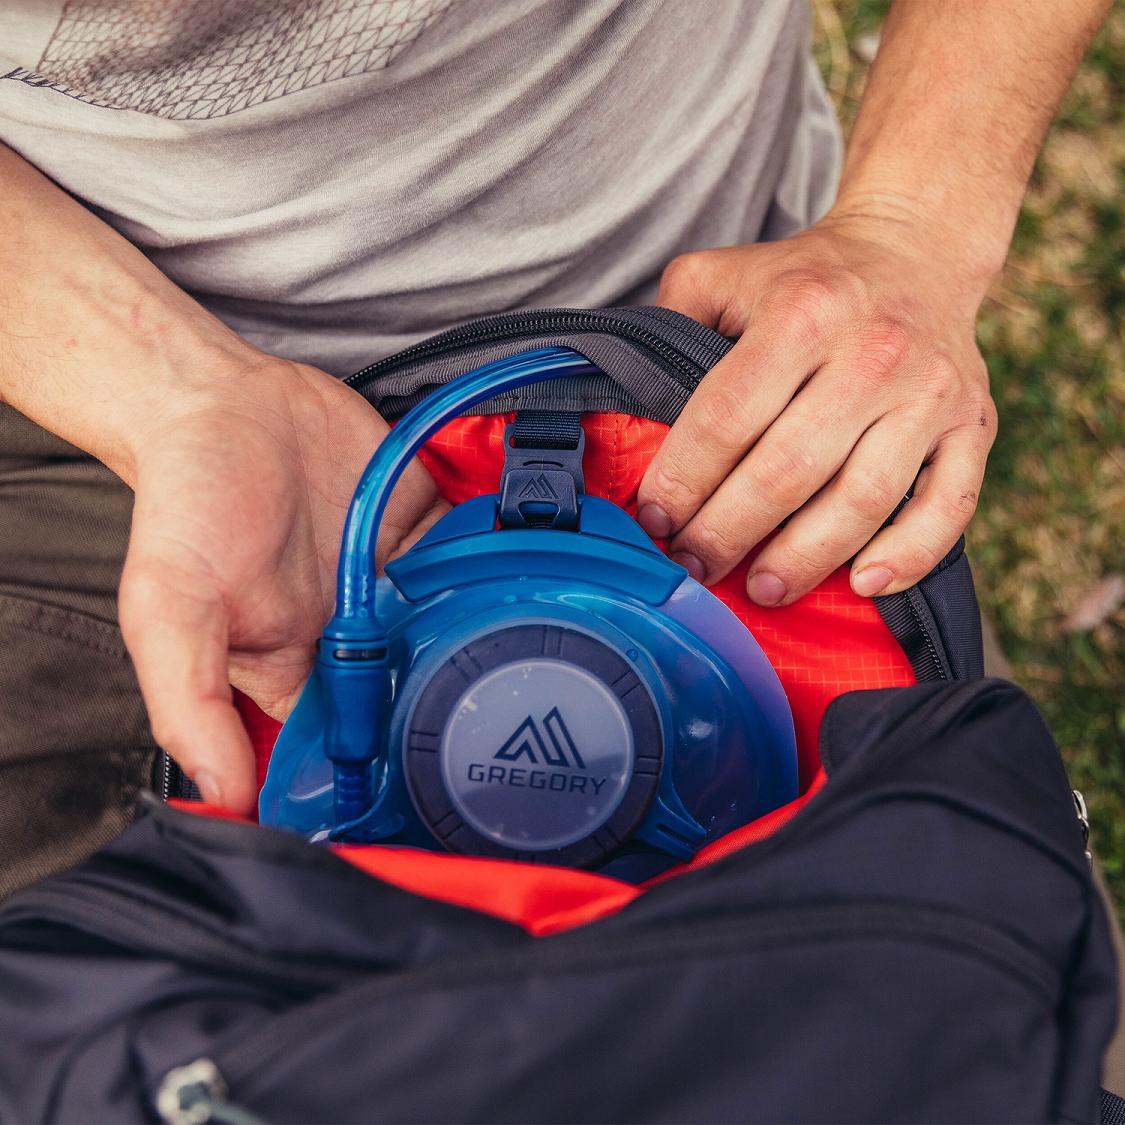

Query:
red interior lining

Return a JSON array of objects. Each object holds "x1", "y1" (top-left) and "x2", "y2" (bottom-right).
[{"x1": 186, "y1": 414, "x2": 916, "y2": 936}]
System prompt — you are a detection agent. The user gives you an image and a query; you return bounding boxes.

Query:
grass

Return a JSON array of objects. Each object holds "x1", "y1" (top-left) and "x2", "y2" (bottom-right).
[{"x1": 814, "y1": 1, "x2": 1125, "y2": 924}]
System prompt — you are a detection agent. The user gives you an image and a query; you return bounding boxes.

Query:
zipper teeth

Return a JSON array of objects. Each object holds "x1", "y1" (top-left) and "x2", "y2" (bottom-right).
[
  {"x1": 343, "y1": 310, "x2": 715, "y2": 393},
  {"x1": 215, "y1": 900, "x2": 1059, "y2": 1088},
  {"x1": 907, "y1": 590, "x2": 948, "y2": 680},
  {"x1": 160, "y1": 751, "x2": 177, "y2": 801}
]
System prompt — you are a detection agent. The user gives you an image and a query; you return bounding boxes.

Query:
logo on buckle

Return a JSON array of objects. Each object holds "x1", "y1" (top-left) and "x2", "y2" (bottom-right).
[{"x1": 517, "y1": 474, "x2": 559, "y2": 500}]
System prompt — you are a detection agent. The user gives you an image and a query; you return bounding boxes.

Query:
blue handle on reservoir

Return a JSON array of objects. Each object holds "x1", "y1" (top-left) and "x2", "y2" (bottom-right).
[{"x1": 328, "y1": 347, "x2": 601, "y2": 639}]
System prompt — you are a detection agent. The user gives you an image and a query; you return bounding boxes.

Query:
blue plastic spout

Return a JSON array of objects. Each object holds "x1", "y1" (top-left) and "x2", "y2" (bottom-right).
[{"x1": 317, "y1": 637, "x2": 388, "y2": 824}]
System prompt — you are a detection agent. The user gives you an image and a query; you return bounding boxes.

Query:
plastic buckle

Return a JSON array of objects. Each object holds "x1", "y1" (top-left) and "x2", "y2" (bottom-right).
[{"x1": 499, "y1": 423, "x2": 585, "y2": 530}]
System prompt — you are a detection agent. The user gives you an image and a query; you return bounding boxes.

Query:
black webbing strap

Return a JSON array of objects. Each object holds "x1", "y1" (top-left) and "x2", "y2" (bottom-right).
[
  {"x1": 1103, "y1": 1088, "x2": 1125, "y2": 1125},
  {"x1": 509, "y1": 410, "x2": 584, "y2": 451},
  {"x1": 499, "y1": 410, "x2": 585, "y2": 530}
]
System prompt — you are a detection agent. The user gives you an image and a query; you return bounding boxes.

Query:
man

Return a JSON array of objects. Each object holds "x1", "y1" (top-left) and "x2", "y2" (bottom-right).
[{"x1": 0, "y1": 0, "x2": 1109, "y2": 892}]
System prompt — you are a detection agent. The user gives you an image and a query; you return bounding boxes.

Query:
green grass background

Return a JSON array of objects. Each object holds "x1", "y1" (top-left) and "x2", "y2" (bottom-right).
[{"x1": 813, "y1": 1, "x2": 1125, "y2": 922}]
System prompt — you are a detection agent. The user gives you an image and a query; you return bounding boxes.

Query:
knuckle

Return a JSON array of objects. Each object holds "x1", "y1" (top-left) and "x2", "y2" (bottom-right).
[
  {"x1": 839, "y1": 463, "x2": 904, "y2": 522},
  {"x1": 770, "y1": 539, "x2": 832, "y2": 585},
  {"x1": 935, "y1": 484, "x2": 979, "y2": 525},
  {"x1": 918, "y1": 353, "x2": 961, "y2": 405},
  {"x1": 965, "y1": 394, "x2": 999, "y2": 442},
  {"x1": 892, "y1": 538, "x2": 944, "y2": 582},
  {"x1": 853, "y1": 316, "x2": 912, "y2": 385},
  {"x1": 751, "y1": 439, "x2": 816, "y2": 509},
  {"x1": 118, "y1": 563, "x2": 162, "y2": 643},
  {"x1": 685, "y1": 509, "x2": 746, "y2": 564},
  {"x1": 646, "y1": 460, "x2": 703, "y2": 519},
  {"x1": 776, "y1": 272, "x2": 840, "y2": 347},
  {"x1": 694, "y1": 386, "x2": 751, "y2": 448},
  {"x1": 147, "y1": 713, "x2": 181, "y2": 754},
  {"x1": 660, "y1": 252, "x2": 709, "y2": 298}
]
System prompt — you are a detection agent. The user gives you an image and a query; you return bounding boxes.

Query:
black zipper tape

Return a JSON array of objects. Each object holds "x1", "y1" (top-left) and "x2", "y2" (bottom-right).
[
  {"x1": 344, "y1": 306, "x2": 726, "y2": 395},
  {"x1": 155, "y1": 751, "x2": 201, "y2": 802},
  {"x1": 874, "y1": 585, "x2": 953, "y2": 682}
]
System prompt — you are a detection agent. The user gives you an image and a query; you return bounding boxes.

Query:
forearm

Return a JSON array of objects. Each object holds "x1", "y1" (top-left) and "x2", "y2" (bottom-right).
[
  {"x1": 0, "y1": 142, "x2": 260, "y2": 483},
  {"x1": 830, "y1": 0, "x2": 1109, "y2": 304}
]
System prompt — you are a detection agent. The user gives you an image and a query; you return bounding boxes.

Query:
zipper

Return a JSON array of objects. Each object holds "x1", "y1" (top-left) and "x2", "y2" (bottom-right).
[
  {"x1": 904, "y1": 587, "x2": 948, "y2": 680},
  {"x1": 343, "y1": 306, "x2": 958, "y2": 683},
  {"x1": 197, "y1": 899, "x2": 1058, "y2": 1100},
  {"x1": 874, "y1": 583, "x2": 952, "y2": 682},
  {"x1": 157, "y1": 750, "x2": 204, "y2": 802},
  {"x1": 344, "y1": 307, "x2": 723, "y2": 396},
  {"x1": 157, "y1": 1059, "x2": 266, "y2": 1125},
  {"x1": 159, "y1": 750, "x2": 182, "y2": 801}
]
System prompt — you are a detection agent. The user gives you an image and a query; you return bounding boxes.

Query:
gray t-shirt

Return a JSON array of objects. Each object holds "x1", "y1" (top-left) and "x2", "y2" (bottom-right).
[{"x1": 0, "y1": 0, "x2": 841, "y2": 376}]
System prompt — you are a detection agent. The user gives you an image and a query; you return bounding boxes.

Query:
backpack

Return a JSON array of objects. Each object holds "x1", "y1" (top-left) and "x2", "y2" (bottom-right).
[{"x1": 0, "y1": 308, "x2": 1117, "y2": 1125}]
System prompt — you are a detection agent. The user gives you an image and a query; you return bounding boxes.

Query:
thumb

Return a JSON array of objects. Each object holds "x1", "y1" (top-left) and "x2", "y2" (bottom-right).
[
  {"x1": 656, "y1": 251, "x2": 730, "y2": 329},
  {"x1": 119, "y1": 548, "x2": 257, "y2": 814},
  {"x1": 374, "y1": 454, "x2": 450, "y2": 570}
]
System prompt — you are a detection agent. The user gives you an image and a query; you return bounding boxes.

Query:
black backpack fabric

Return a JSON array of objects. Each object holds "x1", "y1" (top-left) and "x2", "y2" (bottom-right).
[
  {"x1": 0, "y1": 681, "x2": 1116, "y2": 1123},
  {"x1": 0, "y1": 310, "x2": 1116, "y2": 1123}
]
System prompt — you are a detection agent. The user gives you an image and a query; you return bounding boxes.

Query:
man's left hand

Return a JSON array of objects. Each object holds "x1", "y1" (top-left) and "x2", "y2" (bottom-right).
[{"x1": 637, "y1": 214, "x2": 997, "y2": 606}]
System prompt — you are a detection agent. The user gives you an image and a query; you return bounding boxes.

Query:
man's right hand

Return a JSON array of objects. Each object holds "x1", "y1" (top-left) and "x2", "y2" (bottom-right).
[
  {"x1": 116, "y1": 356, "x2": 448, "y2": 813},
  {"x1": 0, "y1": 141, "x2": 445, "y2": 812}
]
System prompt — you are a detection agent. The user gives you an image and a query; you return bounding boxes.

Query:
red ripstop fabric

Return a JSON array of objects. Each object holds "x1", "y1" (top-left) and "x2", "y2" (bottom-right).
[{"x1": 200, "y1": 413, "x2": 916, "y2": 937}]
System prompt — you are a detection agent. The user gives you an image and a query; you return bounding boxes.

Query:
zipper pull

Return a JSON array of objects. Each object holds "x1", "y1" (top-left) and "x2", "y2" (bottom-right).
[
  {"x1": 156, "y1": 1058, "x2": 265, "y2": 1125},
  {"x1": 1072, "y1": 788, "x2": 1093, "y2": 865}
]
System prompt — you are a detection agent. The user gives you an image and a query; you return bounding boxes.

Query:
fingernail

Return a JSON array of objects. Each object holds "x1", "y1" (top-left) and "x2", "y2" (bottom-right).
[
  {"x1": 852, "y1": 565, "x2": 894, "y2": 597},
  {"x1": 671, "y1": 551, "x2": 706, "y2": 582},
  {"x1": 748, "y1": 572, "x2": 786, "y2": 606},
  {"x1": 194, "y1": 770, "x2": 223, "y2": 806},
  {"x1": 637, "y1": 504, "x2": 674, "y2": 539}
]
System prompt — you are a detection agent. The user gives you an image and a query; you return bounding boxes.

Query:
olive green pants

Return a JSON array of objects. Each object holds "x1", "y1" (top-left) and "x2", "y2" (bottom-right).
[{"x1": 0, "y1": 405, "x2": 155, "y2": 898}]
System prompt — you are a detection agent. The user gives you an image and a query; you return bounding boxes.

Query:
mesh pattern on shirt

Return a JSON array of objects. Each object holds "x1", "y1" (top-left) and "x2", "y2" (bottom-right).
[{"x1": 14, "y1": 0, "x2": 454, "y2": 118}]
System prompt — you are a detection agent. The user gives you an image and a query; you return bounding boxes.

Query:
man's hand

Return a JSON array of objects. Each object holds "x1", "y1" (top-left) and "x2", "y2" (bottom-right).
[
  {"x1": 637, "y1": 215, "x2": 995, "y2": 605},
  {"x1": 0, "y1": 141, "x2": 445, "y2": 812},
  {"x1": 117, "y1": 358, "x2": 447, "y2": 812},
  {"x1": 637, "y1": 0, "x2": 1108, "y2": 606}
]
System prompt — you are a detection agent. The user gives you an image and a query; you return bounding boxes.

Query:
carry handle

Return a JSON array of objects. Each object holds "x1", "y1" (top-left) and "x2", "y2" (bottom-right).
[{"x1": 329, "y1": 347, "x2": 600, "y2": 635}]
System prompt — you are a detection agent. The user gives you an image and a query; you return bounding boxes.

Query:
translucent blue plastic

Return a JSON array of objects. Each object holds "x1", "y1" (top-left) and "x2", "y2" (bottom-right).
[
  {"x1": 260, "y1": 349, "x2": 799, "y2": 881},
  {"x1": 261, "y1": 535, "x2": 799, "y2": 882},
  {"x1": 331, "y1": 347, "x2": 600, "y2": 630}
]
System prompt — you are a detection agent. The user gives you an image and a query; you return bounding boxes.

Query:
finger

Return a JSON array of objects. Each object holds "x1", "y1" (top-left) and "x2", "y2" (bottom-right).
[
  {"x1": 119, "y1": 549, "x2": 257, "y2": 814},
  {"x1": 380, "y1": 490, "x2": 451, "y2": 568},
  {"x1": 664, "y1": 358, "x2": 876, "y2": 587},
  {"x1": 850, "y1": 421, "x2": 992, "y2": 598},
  {"x1": 745, "y1": 417, "x2": 931, "y2": 605},
  {"x1": 321, "y1": 379, "x2": 447, "y2": 571},
  {"x1": 655, "y1": 251, "x2": 733, "y2": 328},
  {"x1": 637, "y1": 309, "x2": 831, "y2": 542},
  {"x1": 374, "y1": 450, "x2": 448, "y2": 570}
]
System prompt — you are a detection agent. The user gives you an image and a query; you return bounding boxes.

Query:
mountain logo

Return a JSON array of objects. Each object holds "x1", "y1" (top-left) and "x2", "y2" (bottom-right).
[
  {"x1": 517, "y1": 474, "x2": 559, "y2": 500},
  {"x1": 493, "y1": 707, "x2": 586, "y2": 770}
]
